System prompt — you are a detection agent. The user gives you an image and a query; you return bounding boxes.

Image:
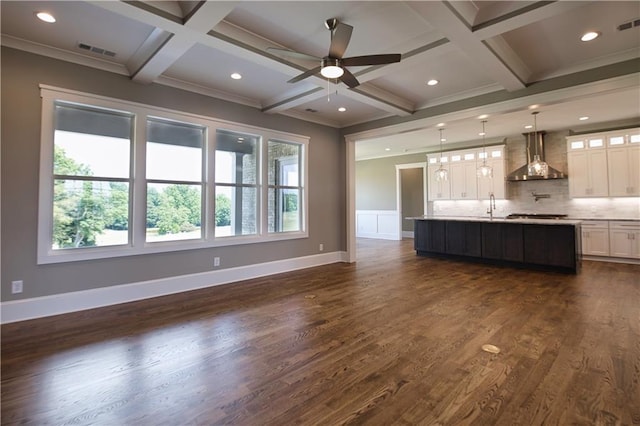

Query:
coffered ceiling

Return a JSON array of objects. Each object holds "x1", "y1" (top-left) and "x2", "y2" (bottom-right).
[{"x1": 2, "y1": 1, "x2": 639, "y2": 158}]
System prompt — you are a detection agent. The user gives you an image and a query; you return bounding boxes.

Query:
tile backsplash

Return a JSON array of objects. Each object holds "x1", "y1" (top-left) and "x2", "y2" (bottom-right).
[{"x1": 430, "y1": 130, "x2": 640, "y2": 220}]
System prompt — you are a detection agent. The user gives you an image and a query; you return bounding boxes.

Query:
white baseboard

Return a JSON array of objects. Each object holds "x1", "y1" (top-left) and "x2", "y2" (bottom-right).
[
  {"x1": 402, "y1": 231, "x2": 414, "y2": 239},
  {"x1": 1, "y1": 251, "x2": 348, "y2": 324}
]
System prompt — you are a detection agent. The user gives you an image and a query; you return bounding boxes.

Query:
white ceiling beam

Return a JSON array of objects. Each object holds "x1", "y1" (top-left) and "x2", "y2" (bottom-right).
[
  {"x1": 91, "y1": 1, "x2": 416, "y2": 117},
  {"x1": 472, "y1": 1, "x2": 591, "y2": 40},
  {"x1": 92, "y1": 1, "x2": 236, "y2": 84},
  {"x1": 408, "y1": 1, "x2": 526, "y2": 92}
]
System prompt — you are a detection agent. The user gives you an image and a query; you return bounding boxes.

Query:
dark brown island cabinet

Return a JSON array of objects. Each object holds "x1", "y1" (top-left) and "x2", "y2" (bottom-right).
[{"x1": 414, "y1": 218, "x2": 582, "y2": 273}]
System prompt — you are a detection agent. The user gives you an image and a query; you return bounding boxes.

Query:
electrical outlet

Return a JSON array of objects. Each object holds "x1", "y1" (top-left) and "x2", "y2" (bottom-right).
[
  {"x1": 213, "y1": 257, "x2": 220, "y2": 267},
  {"x1": 319, "y1": 243, "x2": 324, "y2": 252},
  {"x1": 11, "y1": 280, "x2": 23, "y2": 294}
]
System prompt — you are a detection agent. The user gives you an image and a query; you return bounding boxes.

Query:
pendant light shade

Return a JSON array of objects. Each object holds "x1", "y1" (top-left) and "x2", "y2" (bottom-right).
[
  {"x1": 527, "y1": 112, "x2": 549, "y2": 177},
  {"x1": 477, "y1": 120, "x2": 493, "y2": 178},
  {"x1": 435, "y1": 128, "x2": 448, "y2": 182}
]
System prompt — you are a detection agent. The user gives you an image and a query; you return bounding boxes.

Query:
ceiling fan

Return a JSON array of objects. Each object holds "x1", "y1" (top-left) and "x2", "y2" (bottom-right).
[{"x1": 267, "y1": 18, "x2": 401, "y2": 88}]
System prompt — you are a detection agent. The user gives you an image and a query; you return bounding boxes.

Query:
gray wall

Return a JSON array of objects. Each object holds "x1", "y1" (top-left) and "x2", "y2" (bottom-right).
[
  {"x1": 355, "y1": 153, "x2": 427, "y2": 210},
  {"x1": 1, "y1": 47, "x2": 346, "y2": 301},
  {"x1": 401, "y1": 168, "x2": 424, "y2": 232}
]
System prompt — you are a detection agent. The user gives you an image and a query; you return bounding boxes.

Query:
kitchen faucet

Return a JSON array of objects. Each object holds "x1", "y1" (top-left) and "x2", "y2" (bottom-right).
[{"x1": 486, "y1": 192, "x2": 496, "y2": 220}]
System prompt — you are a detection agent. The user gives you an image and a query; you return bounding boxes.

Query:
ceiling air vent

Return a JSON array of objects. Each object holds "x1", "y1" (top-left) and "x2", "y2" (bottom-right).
[
  {"x1": 77, "y1": 42, "x2": 116, "y2": 58},
  {"x1": 617, "y1": 18, "x2": 640, "y2": 32}
]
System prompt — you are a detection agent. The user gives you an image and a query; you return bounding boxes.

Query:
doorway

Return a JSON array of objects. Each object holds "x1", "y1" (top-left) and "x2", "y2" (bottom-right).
[{"x1": 396, "y1": 163, "x2": 427, "y2": 239}]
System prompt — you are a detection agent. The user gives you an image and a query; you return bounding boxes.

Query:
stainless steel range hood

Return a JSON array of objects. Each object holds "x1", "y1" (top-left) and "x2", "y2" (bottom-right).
[{"x1": 506, "y1": 131, "x2": 566, "y2": 181}]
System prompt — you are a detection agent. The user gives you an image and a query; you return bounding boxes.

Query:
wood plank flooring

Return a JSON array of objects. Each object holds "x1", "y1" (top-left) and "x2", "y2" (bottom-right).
[{"x1": 2, "y1": 238, "x2": 639, "y2": 425}]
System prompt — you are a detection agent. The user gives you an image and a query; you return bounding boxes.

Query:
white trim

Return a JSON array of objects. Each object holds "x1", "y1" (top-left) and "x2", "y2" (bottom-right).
[
  {"x1": 1, "y1": 251, "x2": 348, "y2": 324},
  {"x1": 346, "y1": 138, "x2": 357, "y2": 263},
  {"x1": 356, "y1": 210, "x2": 400, "y2": 240}
]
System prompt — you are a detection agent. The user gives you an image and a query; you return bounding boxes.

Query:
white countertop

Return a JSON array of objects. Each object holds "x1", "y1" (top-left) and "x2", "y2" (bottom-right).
[{"x1": 409, "y1": 215, "x2": 583, "y2": 225}]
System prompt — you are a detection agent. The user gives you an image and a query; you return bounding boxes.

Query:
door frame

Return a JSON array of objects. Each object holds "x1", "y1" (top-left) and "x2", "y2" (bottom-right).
[{"x1": 396, "y1": 162, "x2": 428, "y2": 240}]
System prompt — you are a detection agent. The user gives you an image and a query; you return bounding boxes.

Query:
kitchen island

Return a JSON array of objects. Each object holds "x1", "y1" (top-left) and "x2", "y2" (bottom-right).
[{"x1": 412, "y1": 216, "x2": 582, "y2": 273}]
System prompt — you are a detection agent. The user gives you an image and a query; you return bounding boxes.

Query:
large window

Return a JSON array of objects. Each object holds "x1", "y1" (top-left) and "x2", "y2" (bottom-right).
[
  {"x1": 215, "y1": 130, "x2": 259, "y2": 237},
  {"x1": 268, "y1": 140, "x2": 303, "y2": 233},
  {"x1": 51, "y1": 102, "x2": 133, "y2": 250},
  {"x1": 146, "y1": 118, "x2": 205, "y2": 243},
  {"x1": 38, "y1": 86, "x2": 309, "y2": 264}
]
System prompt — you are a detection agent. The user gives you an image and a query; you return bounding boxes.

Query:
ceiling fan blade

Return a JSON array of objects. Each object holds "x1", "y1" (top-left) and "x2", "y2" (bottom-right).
[
  {"x1": 339, "y1": 68, "x2": 360, "y2": 88},
  {"x1": 342, "y1": 54, "x2": 402, "y2": 67},
  {"x1": 287, "y1": 66, "x2": 322, "y2": 84},
  {"x1": 266, "y1": 47, "x2": 320, "y2": 62},
  {"x1": 329, "y1": 22, "x2": 353, "y2": 58}
]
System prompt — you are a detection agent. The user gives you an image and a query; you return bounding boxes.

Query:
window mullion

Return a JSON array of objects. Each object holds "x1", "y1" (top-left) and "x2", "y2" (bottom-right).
[{"x1": 132, "y1": 114, "x2": 147, "y2": 248}]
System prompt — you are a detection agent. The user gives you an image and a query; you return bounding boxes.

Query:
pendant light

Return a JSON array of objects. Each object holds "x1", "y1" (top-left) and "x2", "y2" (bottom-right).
[
  {"x1": 527, "y1": 111, "x2": 549, "y2": 177},
  {"x1": 477, "y1": 120, "x2": 493, "y2": 178},
  {"x1": 434, "y1": 128, "x2": 448, "y2": 182}
]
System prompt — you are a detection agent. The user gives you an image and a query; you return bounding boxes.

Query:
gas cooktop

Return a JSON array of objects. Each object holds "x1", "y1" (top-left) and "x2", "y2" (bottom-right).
[{"x1": 505, "y1": 213, "x2": 568, "y2": 220}]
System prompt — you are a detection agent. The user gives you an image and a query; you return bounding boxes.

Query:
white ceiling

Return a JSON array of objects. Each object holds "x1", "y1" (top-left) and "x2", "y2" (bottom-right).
[{"x1": 2, "y1": 1, "x2": 639, "y2": 159}]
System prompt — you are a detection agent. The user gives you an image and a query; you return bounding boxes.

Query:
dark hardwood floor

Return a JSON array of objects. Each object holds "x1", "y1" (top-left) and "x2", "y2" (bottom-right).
[{"x1": 2, "y1": 239, "x2": 639, "y2": 425}]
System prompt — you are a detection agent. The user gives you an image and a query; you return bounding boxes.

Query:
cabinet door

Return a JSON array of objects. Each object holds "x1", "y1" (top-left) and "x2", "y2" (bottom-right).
[
  {"x1": 609, "y1": 229, "x2": 632, "y2": 258},
  {"x1": 582, "y1": 228, "x2": 609, "y2": 256},
  {"x1": 608, "y1": 146, "x2": 640, "y2": 196},
  {"x1": 481, "y1": 222, "x2": 522, "y2": 261},
  {"x1": 568, "y1": 150, "x2": 608, "y2": 197},
  {"x1": 449, "y1": 162, "x2": 478, "y2": 199},
  {"x1": 632, "y1": 231, "x2": 640, "y2": 259},
  {"x1": 446, "y1": 221, "x2": 481, "y2": 257},
  {"x1": 478, "y1": 160, "x2": 505, "y2": 200},
  {"x1": 588, "y1": 150, "x2": 609, "y2": 196},
  {"x1": 523, "y1": 225, "x2": 576, "y2": 269},
  {"x1": 568, "y1": 151, "x2": 590, "y2": 197},
  {"x1": 428, "y1": 164, "x2": 450, "y2": 200}
]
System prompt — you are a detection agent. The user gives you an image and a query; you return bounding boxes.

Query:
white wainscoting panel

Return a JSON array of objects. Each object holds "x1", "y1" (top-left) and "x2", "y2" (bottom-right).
[{"x1": 356, "y1": 210, "x2": 400, "y2": 240}]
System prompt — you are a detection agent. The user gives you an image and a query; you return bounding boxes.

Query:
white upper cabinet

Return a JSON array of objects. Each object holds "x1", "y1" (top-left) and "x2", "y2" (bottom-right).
[
  {"x1": 477, "y1": 146, "x2": 506, "y2": 200},
  {"x1": 449, "y1": 151, "x2": 478, "y2": 200},
  {"x1": 607, "y1": 130, "x2": 640, "y2": 197},
  {"x1": 427, "y1": 155, "x2": 451, "y2": 200},
  {"x1": 567, "y1": 128, "x2": 639, "y2": 198},
  {"x1": 427, "y1": 145, "x2": 505, "y2": 201}
]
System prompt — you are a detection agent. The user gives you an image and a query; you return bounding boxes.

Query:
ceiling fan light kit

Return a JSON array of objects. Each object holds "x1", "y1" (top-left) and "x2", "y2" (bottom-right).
[{"x1": 320, "y1": 58, "x2": 344, "y2": 79}]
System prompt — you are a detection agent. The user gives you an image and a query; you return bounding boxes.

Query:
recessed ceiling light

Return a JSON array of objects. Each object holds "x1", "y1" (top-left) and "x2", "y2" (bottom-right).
[
  {"x1": 579, "y1": 116, "x2": 590, "y2": 121},
  {"x1": 528, "y1": 104, "x2": 540, "y2": 110},
  {"x1": 581, "y1": 31, "x2": 600, "y2": 42},
  {"x1": 230, "y1": 73, "x2": 242, "y2": 80},
  {"x1": 36, "y1": 12, "x2": 56, "y2": 23},
  {"x1": 440, "y1": 137, "x2": 446, "y2": 142},
  {"x1": 478, "y1": 114, "x2": 489, "y2": 119},
  {"x1": 427, "y1": 79, "x2": 439, "y2": 86},
  {"x1": 524, "y1": 125, "x2": 533, "y2": 129},
  {"x1": 338, "y1": 107, "x2": 346, "y2": 112},
  {"x1": 478, "y1": 132, "x2": 486, "y2": 136},
  {"x1": 385, "y1": 148, "x2": 391, "y2": 151},
  {"x1": 436, "y1": 122, "x2": 446, "y2": 127}
]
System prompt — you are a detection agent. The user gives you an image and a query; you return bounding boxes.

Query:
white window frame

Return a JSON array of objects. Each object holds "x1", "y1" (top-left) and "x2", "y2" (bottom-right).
[{"x1": 38, "y1": 85, "x2": 309, "y2": 264}]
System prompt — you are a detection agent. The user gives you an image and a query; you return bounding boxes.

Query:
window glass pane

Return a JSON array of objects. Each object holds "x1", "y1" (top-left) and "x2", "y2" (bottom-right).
[
  {"x1": 53, "y1": 179, "x2": 129, "y2": 249},
  {"x1": 589, "y1": 138, "x2": 603, "y2": 148},
  {"x1": 146, "y1": 183, "x2": 202, "y2": 242},
  {"x1": 215, "y1": 130, "x2": 258, "y2": 184},
  {"x1": 609, "y1": 136, "x2": 625, "y2": 145},
  {"x1": 630, "y1": 134, "x2": 640, "y2": 143},
  {"x1": 147, "y1": 119, "x2": 204, "y2": 181},
  {"x1": 571, "y1": 141, "x2": 585, "y2": 149},
  {"x1": 268, "y1": 141, "x2": 300, "y2": 186},
  {"x1": 268, "y1": 188, "x2": 300, "y2": 233},
  {"x1": 215, "y1": 186, "x2": 257, "y2": 237},
  {"x1": 54, "y1": 104, "x2": 131, "y2": 178}
]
